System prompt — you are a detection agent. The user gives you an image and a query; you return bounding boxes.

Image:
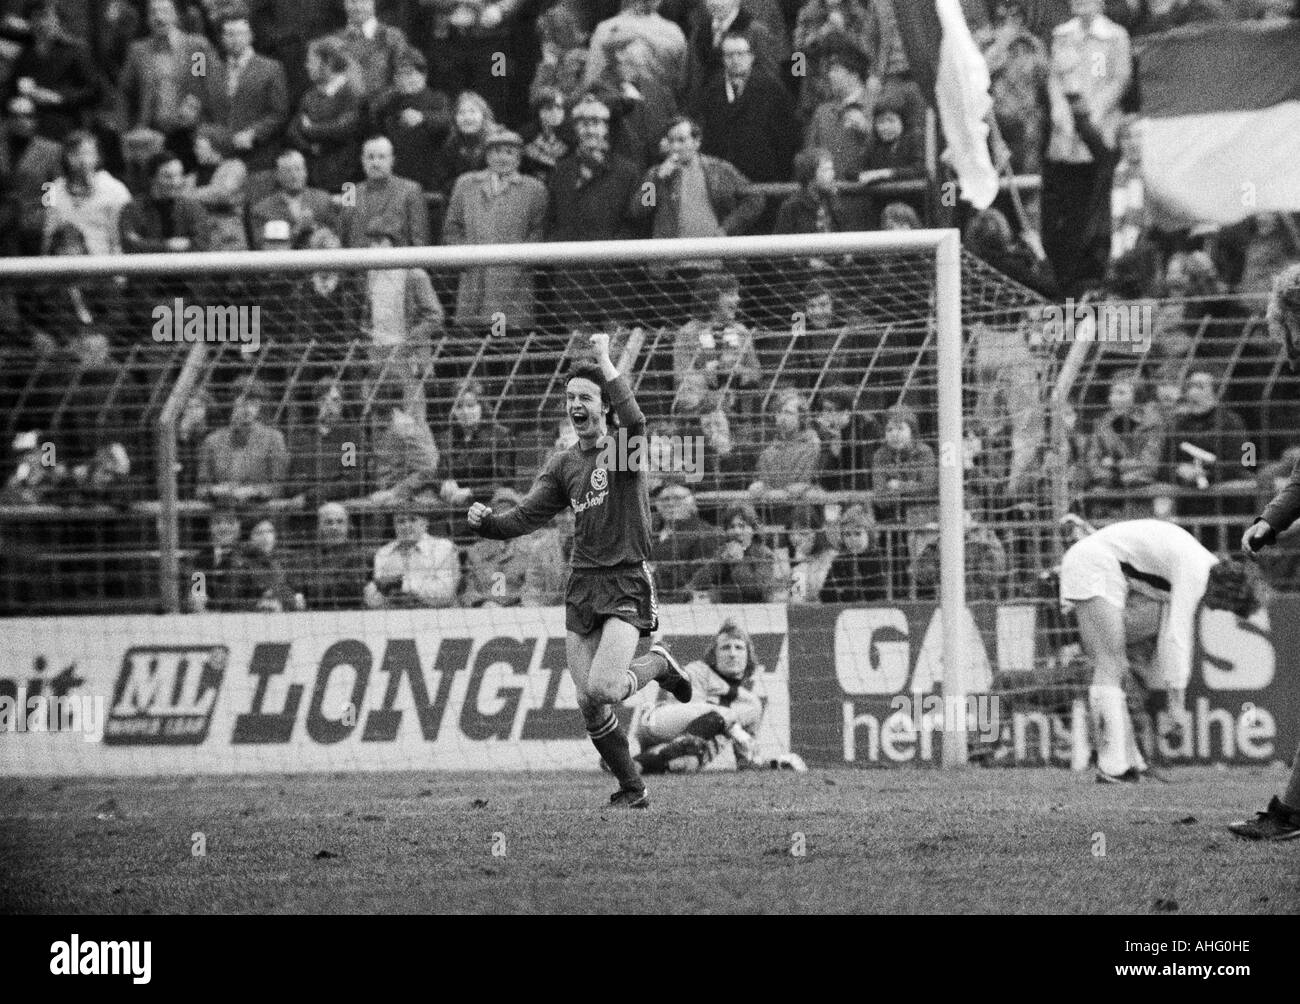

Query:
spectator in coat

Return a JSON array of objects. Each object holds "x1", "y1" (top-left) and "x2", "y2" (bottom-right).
[
  {"x1": 0, "y1": 96, "x2": 62, "y2": 255},
  {"x1": 431, "y1": 90, "x2": 493, "y2": 198},
  {"x1": 1042, "y1": 0, "x2": 1131, "y2": 297},
  {"x1": 294, "y1": 502, "x2": 371, "y2": 610},
  {"x1": 692, "y1": 30, "x2": 799, "y2": 184},
  {"x1": 287, "y1": 36, "x2": 363, "y2": 194},
  {"x1": 804, "y1": 41, "x2": 874, "y2": 181},
  {"x1": 324, "y1": 0, "x2": 410, "y2": 120},
  {"x1": 4, "y1": 1, "x2": 102, "y2": 142},
  {"x1": 609, "y1": 36, "x2": 680, "y2": 171},
  {"x1": 545, "y1": 92, "x2": 642, "y2": 324},
  {"x1": 688, "y1": 500, "x2": 779, "y2": 602},
  {"x1": 201, "y1": 14, "x2": 290, "y2": 173},
  {"x1": 752, "y1": 387, "x2": 822, "y2": 500},
  {"x1": 650, "y1": 481, "x2": 720, "y2": 602},
  {"x1": 249, "y1": 149, "x2": 338, "y2": 248},
  {"x1": 1084, "y1": 368, "x2": 1161, "y2": 491},
  {"x1": 365, "y1": 505, "x2": 460, "y2": 609},
  {"x1": 584, "y1": 0, "x2": 688, "y2": 100},
  {"x1": 288, "y1": 378, "x2": 366, "y2": 505},
  {"x1": 978, "y1": 0, "x2": 1051, "y2": 173},
  {"x1": 443, "y1": 126, "x2": 549, "y2": 331},
  {"x1": 1162, "y1": 367, "x2": 1252, "y2": 490},
  {"x1": 521, "y1": 87, "x2": 570, "y2": 181},
  {"x1": 438, "y1": 378, "x2": 515, "y2": 510},
  {"x1": 819, "y1": 503, "x2": 889, "y2": 602},
  {"x1": 197, "y1": 386, "x2": 290, "y2": 503},
  {"x1": 673, "y1": 270, "x2": 761, "y2": 398},
  {"x1": 119, "y1": 0, "x2": 216, "y2": 150},
  {"x1": 777, "y1": 503, "x2": 837, "y2": 602},
  {"x1": 856, "y1": 94, "x2": 923, "y2": 186},
  {"x1": 376, "y1": 47, "x2": 452, "y2": 192},
  {"x1": 119, "y1": 150, "x2": 210, "y2": 253},
  {"x1": 341, "y1": 135, "x2": 430, "y2": 247},
  {"x1": 367, "y1": 388, "x2": 440, "y2": 504},
  {"x1": 232, "y1": 517, "x2": 306, "y2": 612},
  {"x1": 628, "y1": 115, "x2": 763, "y2": 241},
  {"x1": 871, "y1": 403, "x2": 938, "y2": 525},
  {"x1": 774, "y1": 147, "x2": 844, "y2": 236},
  {"x1": 186, "y1": 127, "x2": 249, "y2": 251},
  {"x1": 459, "y1": 487, "x2": 567, "y2": 607},
  {"x1": 792, "y1": 0, "x2": 878, "y2": 117},
  {"x1": 815, "y1": 384, "x2": 881, "y2": 494},
  {"x1": 187, "y1": 503, "x2": 246, "y2": 612},
  {"x1": 41, "y1": 131, "x2": 132, "y2": 256},
  {"x1": 683, "y1": 0, "x2": 782, "y2": 105}
]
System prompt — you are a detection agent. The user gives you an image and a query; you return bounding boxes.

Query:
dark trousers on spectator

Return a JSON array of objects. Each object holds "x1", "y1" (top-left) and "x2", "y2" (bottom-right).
[{"x1": 1042, "y1": 154, "x2": 1118, "y2": 299}]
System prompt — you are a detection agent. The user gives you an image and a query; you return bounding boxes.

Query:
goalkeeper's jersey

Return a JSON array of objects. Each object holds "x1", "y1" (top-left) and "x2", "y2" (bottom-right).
[{"x1": 1060, "y1": 519, "x2": 1218, "y2": 689}]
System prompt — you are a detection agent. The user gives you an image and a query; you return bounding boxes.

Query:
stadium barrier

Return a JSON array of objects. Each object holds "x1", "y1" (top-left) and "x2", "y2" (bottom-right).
[{"x1": 1, "y1": 597, "x2": 1294, "y2": 775}]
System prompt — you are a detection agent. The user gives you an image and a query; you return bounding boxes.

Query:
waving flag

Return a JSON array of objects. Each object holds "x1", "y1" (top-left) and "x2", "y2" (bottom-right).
[
  {"x1": 893, "y1": 0, "x2": 1000, "y2": 211},
  {"x1": 1136, "y1": 19, "x2": 1300, "y2": 227}
]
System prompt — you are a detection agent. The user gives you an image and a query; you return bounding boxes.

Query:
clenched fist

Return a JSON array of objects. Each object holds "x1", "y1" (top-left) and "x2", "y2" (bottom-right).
[{"x1": 467, "y1": 502, "x2": 492, "y2": 529}]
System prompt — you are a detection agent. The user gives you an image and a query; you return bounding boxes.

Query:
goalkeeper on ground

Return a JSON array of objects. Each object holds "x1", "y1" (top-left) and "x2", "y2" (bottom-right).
[{"x1": 633, "y1": 619, "x2": 763, "y2": 773}]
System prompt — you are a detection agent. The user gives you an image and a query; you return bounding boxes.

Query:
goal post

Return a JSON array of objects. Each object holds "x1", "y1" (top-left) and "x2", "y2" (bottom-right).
[{"x1": 0, "y1": 228, "x2": 1043, "y2": 773}]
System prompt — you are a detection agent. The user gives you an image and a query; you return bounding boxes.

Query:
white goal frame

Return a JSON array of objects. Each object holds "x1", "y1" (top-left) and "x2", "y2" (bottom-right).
[{"x1": 0, "y1": 230, "x2": 968, "y2": 766}]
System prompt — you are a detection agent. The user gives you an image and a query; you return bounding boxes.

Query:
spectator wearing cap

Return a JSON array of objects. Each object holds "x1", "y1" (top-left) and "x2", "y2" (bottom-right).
[
  {"x1": 367, "y1": 384, "x2": 441, "y2": 505},
  {"x1": 805, "y1": 42, "x2": 875, "y2": 182},
  {"x1": 232, "y1": 517, "x2": 306, "y2": 613},
  {"x1": 376, "y1": 48, "x2": 452, "y2": 192},
  {"x1": 628, "y1": 115, "x2": 763, "y2": 244},
  {"x1": 323, "y1": 0, "x2": 410, "y2": 122},
  {"x1": 199, "y1": 13, "x2": 289, "y2": 173},
  {"x1": 871, "y1": 404, "x2": 937, "y2": 526},
  {"x1": 0, "y1": 95, "x2": 62, "y2": 255},
  {"x1": 650, "y1": 481, "x2": 720, "y2": 602},
  {"x1": 687, "y1": 500, "x2": 779, "y2": 602},
  {"x1": 287, "y1": 36, "x2": 363, "y2": 194},
  {"x1": 691, "y1": 30, "x2": 798, "y2": 185},
  {"x1": 119, "y1": 150, "x2": 211, "y2": 253},
  {"x1": 585, "y1": 0, "x2": 688, "y2": 100},
  {"x1": 341, "y1": 134, "x2": 430, "y2": 248},
  {"x1": 443, "y1": 125, "x2": 548, "y2": 331},
  {"x1": 438, "y1": 378, "x2": 515, "y2": 512},
  {"x1": 197, "y1": 385, "x2": 291, "y2": 504},
  {"x1": 293, "y1": 502, "x2": 371, "y2": 610},
  {"x1": 41, "y1": 132, "x2": 131, "y2": 256},
  {"x1": 521, "y1": 87, "x2": 570, "y2": 181},
  {"x1": 250, "y1": 149, "x2": 338, "y2": 249},
  {"x1": 2, "y1": 1, "x2": 102, "y2": 142},
  {"x1": 119, "y1": 0, "x2": 216, "y2": 148},
  {"x1": 186, "y1": 503, "x2": 247, "y2": 612},
  {"x1": 365, "y1": 505, "x2": 460, "y2": 609},
  {"x1": 819, "y1": 503, "x2": 889, "y2": 603},
  {"x1": 460, "y1": 486, "x2": 566, "y2": 607},
  {"x1": 545, "y1": 92, "x2": 642, "y2": 324}
]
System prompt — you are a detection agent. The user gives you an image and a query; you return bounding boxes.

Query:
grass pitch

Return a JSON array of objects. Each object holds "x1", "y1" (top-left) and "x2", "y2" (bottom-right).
[{"x1": 1, "y1": 766, "x2": 1297, "y2": 914}]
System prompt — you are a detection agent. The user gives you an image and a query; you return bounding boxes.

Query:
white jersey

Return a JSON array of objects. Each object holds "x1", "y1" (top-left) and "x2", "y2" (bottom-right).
[{"x1": 1059, "y1": 519, "x2": 1219, "y2": 689}]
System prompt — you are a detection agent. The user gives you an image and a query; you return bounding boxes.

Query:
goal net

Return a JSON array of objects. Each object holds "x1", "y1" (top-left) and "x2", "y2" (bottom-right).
[{"x1": 0, "y1": 232, "x2": 1064, "y2": 775}]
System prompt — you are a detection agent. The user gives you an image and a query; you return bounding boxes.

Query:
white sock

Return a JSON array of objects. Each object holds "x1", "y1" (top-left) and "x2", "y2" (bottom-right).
[{"x1": 1089, "y1": 684, "x2": 1130, "y2": 776}]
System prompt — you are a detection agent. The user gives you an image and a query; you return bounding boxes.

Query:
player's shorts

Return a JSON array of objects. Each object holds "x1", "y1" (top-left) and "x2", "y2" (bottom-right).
[
  {"x1": 1059, "y1": 535, "x2": 1128, "y2": 612},
  {"x1": 565, "y1": 560, "x2": 659, "y2": 638}
]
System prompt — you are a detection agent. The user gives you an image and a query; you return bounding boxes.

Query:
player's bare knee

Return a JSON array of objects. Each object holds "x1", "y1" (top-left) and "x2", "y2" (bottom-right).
[{"x1": 584, "y1": 674, "x2": 626, "y2": 706}]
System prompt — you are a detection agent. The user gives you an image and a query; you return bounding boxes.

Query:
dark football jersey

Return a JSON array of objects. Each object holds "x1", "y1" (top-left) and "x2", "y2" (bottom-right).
[{"x1": 477, "y1": 374, "x2": 652, "y2": 568}]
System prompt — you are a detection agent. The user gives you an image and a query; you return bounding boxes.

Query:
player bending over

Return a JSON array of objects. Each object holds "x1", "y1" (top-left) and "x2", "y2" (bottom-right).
[
  {"x1": 634, "y1": 619, "x2": 763, "y2": 773},
  {"x1": 1231, "y1": 263, "x2": 1300, "y2": 838},
  {"x1": 1059, "y1": 518, "x2": 1259, "y2": 783},
  {"x1": 467, "y1": 332, "x2": 691, "y2": 808}
]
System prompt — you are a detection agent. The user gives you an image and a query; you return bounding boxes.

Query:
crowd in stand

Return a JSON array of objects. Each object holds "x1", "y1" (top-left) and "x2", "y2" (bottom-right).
[{"x1": 3, "y1": 0, "x2": 1300, "y2": 613}]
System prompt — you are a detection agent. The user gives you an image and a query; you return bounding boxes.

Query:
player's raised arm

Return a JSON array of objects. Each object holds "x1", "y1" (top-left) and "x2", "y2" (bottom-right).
[
  {"x1": 469, "y1": 462, "x2": 568, "y2": 540},
  {"x1": 590, "y1": 331, "x2": 645, "y2": 436}
]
